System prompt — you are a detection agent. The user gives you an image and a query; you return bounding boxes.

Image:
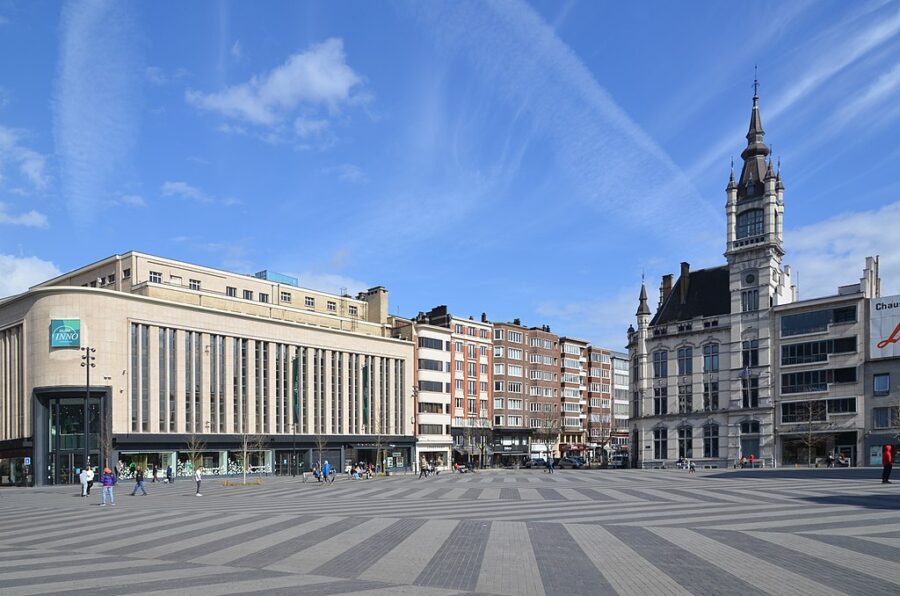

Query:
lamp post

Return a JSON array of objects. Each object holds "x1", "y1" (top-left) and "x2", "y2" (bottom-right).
[
  {"x1": 80, "y1": 347, "x2": 96, "y2": 469},
  {"x1": 292, "y1": 422, "x2": 298, "y2": 477}
]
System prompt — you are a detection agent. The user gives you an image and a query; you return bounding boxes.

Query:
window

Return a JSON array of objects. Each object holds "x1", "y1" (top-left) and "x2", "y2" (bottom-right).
[
  {"x1": 508, "y1": 399, "x2": 523, "y2": 410},
  {"x1": 874, "y1": 374, "x2": 891, "y2": 396},
  {"x1": 653, "y1": 428, "x2": 667, "y2": 459},
  {"x1": 494, "y1": 415, "x2": 503, "y2": 426},
  {"x1": 468, "y1": 362, "x2": 477, "y2": 378},
  {"x1": 494, "y1": 363, "x2": 505, "y2": 375},
  {"x1": 740, "y1": 421, "x2": 760, "y2": 434},
  {"x1": 494, "y1": 346, "x2": 504, "y2": 358},
  {"x1": 827, "y1": 397, "x2": 856, "y2": 414},
  {"x1": 327, "y1": 301, "x2": 336, "y2": 312},
  {"x1": 508, "y1": 331, "x2": 523, "y2": 343},
  {"x1": 348, "y1": 305, "x2": 358, "y2": 317},
  {"x1": 419, "y1": 336, "x2": 443, "y2": 350},
  {"x1": 455, "y1": 360, "x2": 463, "y2": 372},
  {"x1": 259, "y1": 293, "x2": 269, "y2": 303},
  {"x1": 305, "y1": 297, "x2": 315, "y2": 308},
  {"x1": 107, "y1": 273, "x2": 116, "y2": 284},
  {"x1": 170, "y1": 275, "x2": 182, "y2": 286},
  {"x1": 652, "y1": 350, "x2": 668, "y2": 378},
  {"x1": 467, "y1": 326, "x2": 476, "y2": 336},
  {"x1": 280, "y1": 291, "x2": 291, "y2": 302},
  {"x1": 781, "y1": 337, "x2": 856, "y2": 365},
  {"x1": 678, "y1": 383, "x2": 692, "y2": 413},
  {"x1": 226, "y1": 286, "x2": 237, "y2": 297},
  {"x1": 742, "y1": 377, "x2": 759, "y2": 408},
  {"x1": 418, "y1": 402, "x2": 444, "y2": 414},
  {"x1": 508, "y1": 348, "x2": 523, "y2": 360},
  {"x1": 703, "y1": 425, "x2": 719, "y2": 458},
  {"x1": 742, "y1": 340, "x2": 759, "y2": 368},
  {"x1": 508, "y1": 382, "x2": 522, "y2": 393},
  {"x1": 702, "y1": 344, "x2": 719, "y2": 372},
  {"x1": 781, "y1": 367, "x2": 856, "y2": 394},
  {"x1": 480, "y1": 346, "x2": 488, "y2": 357},
  {"x1": 467, "y1": 381, "x2": 476, "y2": 395},
  {"x1": 243, "y1": 290, "x2": 253, "y2": 300},
  {"x1": 149, "y1": 271, "x2": 162, "y2": 283},
  {"x1": 781, "y1": 400, "x2": 826, "y2": 423},
  {"x1": 455, "y1": 324, "x2": 463, "y2": 334},
  {"x1": 741, "y1": 289, "x2": 759, "y2": 312},
  {"x1": 703, "y1": 381, "x2": 718, "y2": 411},
  {"x1": 508, "y1": 365, "x2": 523, "y2": 377},
  {"x1": 678, "y1": 427, "x2": 693, "y2": 458},
  {"x1": 419, "y1": 424, "x2": 444, "y2": 435},
  {"x1": 563, "y1": 343, "x2": 582, "y2": 355},
  {"x1": 419, "y1": 358, "x2": 443, "y2": 372},
  {"x1": 494, "y1": 398, "x2": 504, "y2": 409},
  {"x1": 781, "y1": 306, "x2": 857, "y2": 337},
  {"x1": 494, "y1": 381, "x2": 504, "y2": 392},
  {"x1": 189, "y1": 279, "x2": 201, "y2": 290},
  {"x1": 494, "y1": 329, "x2": 504, "y2": 340},
  {"x1": 122, "y1": 268, "x2": 131, "y2": 279},
  {"x1": 677, "y1": 347, "x2": 692, "y2": 376},
  {"x1": 736, "y1": 209, "x2": 764, "y2": 239},
  {"x1": 418, "y1": 380, "x2": 444, "y2": 393},
  {"x1": 874, "y1": 406, "x2": 900, "y2": 429},
  {"x1": 653, "y1": 387, "x2": 667, "y2": 415}
]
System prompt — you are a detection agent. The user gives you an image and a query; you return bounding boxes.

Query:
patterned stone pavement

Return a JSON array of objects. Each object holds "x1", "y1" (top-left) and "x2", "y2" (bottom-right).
[{"x1": 1, "y1": 468, "x2": 898, "y2": 595}]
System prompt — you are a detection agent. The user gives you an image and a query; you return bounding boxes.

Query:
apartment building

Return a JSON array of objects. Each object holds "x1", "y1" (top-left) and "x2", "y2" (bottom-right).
[
  {"x1": 419, "y1": 306, "x2": 493, "y2": 467},
  {"x1": 584, "y1": 346, "x2": 613, "y2": 462},
  {"x1": 611, "y1": 351, "x2": 631, "y2": 454},
  {"x1": 0, "y1": 252, "x2": 415, "y2": 486},
  {"x1": 559, "y1": 337, "x2": 589, "y2": 456},
  {"x1": 391, "y1": 316, "x2": 453, "y2": 470}
]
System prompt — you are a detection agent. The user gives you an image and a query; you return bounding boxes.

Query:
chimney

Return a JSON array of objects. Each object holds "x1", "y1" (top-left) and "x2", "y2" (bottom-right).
[
  {"x1": 513, "y1": 318, "x2": 521, "y2": 326},
  {"x1": 660, "y1": 274, "x2": 674, "y2": 308},
  {"x1": 679, "y1": 262, "x2": 690, "y2": 305},
  {"x1": 481, "y1": 312, "x2": 488, "y2": 323}
]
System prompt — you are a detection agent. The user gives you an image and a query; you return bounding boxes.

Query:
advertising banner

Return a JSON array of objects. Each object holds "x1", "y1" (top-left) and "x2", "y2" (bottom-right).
[
  {"x1": 870, "y1": 295, "x2": 900, "y2": 360},
  {"x1": 50, "y1": 319, "x2": 81, "y2": 348}
]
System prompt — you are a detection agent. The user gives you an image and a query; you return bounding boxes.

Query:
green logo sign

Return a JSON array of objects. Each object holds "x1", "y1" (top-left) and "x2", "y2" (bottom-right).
[{"x1": 50, "y1": 319, "x2": 81, "y2": 348}]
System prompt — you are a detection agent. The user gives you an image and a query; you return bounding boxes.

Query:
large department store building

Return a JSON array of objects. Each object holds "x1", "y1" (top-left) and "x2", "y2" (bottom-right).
[{"x1": 0, "y1": 252, "x2": 415, "y2": 486}]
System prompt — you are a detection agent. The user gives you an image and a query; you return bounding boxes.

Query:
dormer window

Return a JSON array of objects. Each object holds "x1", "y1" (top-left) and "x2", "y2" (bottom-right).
[{"x1": 736, "y1": 209, "x2": 764, "y2": 239}]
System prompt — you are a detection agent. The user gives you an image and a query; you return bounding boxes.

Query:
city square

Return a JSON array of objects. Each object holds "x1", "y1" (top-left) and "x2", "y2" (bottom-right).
[{"x1": 1, "y1": 468, "x2": 898, "y2": 595}]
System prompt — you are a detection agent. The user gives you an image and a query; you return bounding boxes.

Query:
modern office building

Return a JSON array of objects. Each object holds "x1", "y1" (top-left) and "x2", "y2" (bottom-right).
[
  {"x1": 629, "y1": 88, "x2": 794, "y2": 468},
  {"x1": 0, "y1": 252, "x2": 415, "y2": 486},
  {"x1": 773, "y1": 261, "x2": 879, "y2": 467},
  {"x1": 864, "y1": 291, "x2": 900, "y2": 466}
]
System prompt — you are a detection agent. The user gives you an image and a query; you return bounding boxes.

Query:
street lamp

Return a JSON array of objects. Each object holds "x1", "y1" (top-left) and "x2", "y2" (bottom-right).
[{"x1": 80, "y1": 347, "x2": 96, "y2": 468}]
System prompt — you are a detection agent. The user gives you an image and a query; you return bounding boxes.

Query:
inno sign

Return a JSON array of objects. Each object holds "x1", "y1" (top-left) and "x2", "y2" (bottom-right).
[{"x1": 50, "y1": 319, "x2": 81, "y2": 348}]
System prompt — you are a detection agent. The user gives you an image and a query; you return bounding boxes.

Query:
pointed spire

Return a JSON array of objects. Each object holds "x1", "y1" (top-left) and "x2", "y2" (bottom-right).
[
  {"x1": 765, "y1": 156, "x2": 776, "y2": 180},
  {"x1": 738, "y1": 70, "x2": 771, "y2": 199},
  {"x1": 727, "y1": 156, "x2": 737, "y2": 191},
  {"x1": 637, "y1": 282, "x2": 651, "y2": 316}
]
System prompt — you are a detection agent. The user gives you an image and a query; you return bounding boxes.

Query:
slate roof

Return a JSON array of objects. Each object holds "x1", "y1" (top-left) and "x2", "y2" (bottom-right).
[{"x1": 650, "y1": 265, "x2": 731, "y2": 326}]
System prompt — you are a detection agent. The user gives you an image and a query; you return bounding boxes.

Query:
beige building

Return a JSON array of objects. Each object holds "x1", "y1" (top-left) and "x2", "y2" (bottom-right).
[{"x1": 0, "y1": 252, "x2": 415, "y2": 486}]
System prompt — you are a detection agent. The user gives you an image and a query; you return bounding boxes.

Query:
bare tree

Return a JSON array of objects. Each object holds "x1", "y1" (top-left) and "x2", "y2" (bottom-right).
[
  {"x1": 533, "y1": 406, "x2": 560, "y2": 462},
  {"x1": 371, "y1": 411, "x2": 385, "y2": 476},
  {"x1": 185, "y1": 432, "x2": 207, "y2": 473},
  {"x1": 314, "y1": 431, "x2": 329, "y2": 477},
  {"x1": 794, "y1": 400, "x2": 829, "y2": 467}
]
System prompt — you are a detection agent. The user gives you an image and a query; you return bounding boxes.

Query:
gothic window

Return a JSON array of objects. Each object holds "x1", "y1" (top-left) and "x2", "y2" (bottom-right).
[
  {"x1": 703, "y1": 381, "x2": 718, "y2": 411},
  {"x1": 652, "y1": 350, "x2": 668, "y2": 378},
  {"x1": 678, "y1": 383, "x2": 692, "y2": 413},
  {"x1": 742, "y1": 340, "x2": 759, "y2": 368},
  {"x1": 653, "y1": 387, "x2": 668, "y2": 415},
  {"x1": 736, "y1": 209, "x2": 764, "y2": 239},
  {"x1": 742, "y1": 377, "x2": 759, "y2": 408},
  {"x1": 677, "y1": 347, "x2": 693, "y2": 376},
  {"x1": 702, "y1": 344, "x2": 719, "y2": 372}
]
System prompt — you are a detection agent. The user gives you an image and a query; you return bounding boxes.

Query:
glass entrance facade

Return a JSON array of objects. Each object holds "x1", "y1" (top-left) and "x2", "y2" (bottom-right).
[{"x1": 46, "y1": 397, "x2": 101, "y2": 485}]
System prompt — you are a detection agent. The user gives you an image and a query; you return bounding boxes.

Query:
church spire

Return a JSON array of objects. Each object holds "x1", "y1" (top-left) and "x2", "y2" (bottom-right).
[
  {"x1": 636, "y1": 282, "x2": 651, "y2": 316},
  {"x1": 737, "y1": 71, "x2": 770, "y2": 199}
]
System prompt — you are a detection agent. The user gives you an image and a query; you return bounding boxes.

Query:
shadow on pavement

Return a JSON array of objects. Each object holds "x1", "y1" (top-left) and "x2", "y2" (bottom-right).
[
  {"x1": 707, "y1": 468, "x2": 884, "y2": 480},
  {"x1": 798, "y1": 493, "x2": 900, "y2": 510}
]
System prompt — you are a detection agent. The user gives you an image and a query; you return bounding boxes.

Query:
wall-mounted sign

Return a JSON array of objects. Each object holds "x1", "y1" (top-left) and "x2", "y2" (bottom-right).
[
  {"x1": 870, "y1": 295, "x2": 900, "y2": 360},
  {"x1": 50, "y1": 319, "x2": 81, "y2": 348}
]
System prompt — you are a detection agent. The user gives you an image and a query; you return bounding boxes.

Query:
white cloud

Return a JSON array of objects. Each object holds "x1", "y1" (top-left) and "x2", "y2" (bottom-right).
[
  {"x1": 324, "y1": 163, "x2": 366, "y2": 183},
  {"x1": 145, "y1": 66, "x2": 168, "y2": 86},
  {"x1": 230, "y1": 40, "x2": 242, "y2": 60},
  {"x1": 788, "y1": 200, "x2": 900, "y2": 300},
  {"x1": 161, "y1": 180, "x2": 211, "y2": 203},
  {"x1": 0, "y1": 254, "x2": 60, "y2": 298},
  {"x1": 293, "y1": 116, "x2": 330, "y2": 138},
  {"x1": 186, "y1": 38, "x2": 363, "y2": 131},
  {"x1": 118, "y1": 194, "x2": 146, "y2": 207},
  {"x1": 0, "y1": 202, "x2": 48, "y2": 227},
  {"x1": 0, "y1": 125, "x2": 49, "y2": 191},
  {"x1": 53, "y1": 1, "x2": 141, "y2": 226},
  {"x1": 536, "y1": 287, "x2": 636, "y2": 351}
]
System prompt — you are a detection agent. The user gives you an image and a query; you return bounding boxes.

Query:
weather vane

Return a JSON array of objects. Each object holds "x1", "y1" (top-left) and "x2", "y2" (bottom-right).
[{"x1": 753, "y1": 65, "x2": 759, "y2": 97}]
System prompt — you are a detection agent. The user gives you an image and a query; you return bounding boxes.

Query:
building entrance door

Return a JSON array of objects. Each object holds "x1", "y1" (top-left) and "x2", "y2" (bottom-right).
[
  {"x1": 837, "y1": 444, "x2": 855, "y2": 466},
  {"x1": 46, "y1": 397, "x2": 102, "y2": 485}
]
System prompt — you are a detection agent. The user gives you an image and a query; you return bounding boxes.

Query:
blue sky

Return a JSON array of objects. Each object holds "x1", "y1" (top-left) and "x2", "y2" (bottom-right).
[{"x1": 1, "y1": 0, "x2": 899, "y2": 349}]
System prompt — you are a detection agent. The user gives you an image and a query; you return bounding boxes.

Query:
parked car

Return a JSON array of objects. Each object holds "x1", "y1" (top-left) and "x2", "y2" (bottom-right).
[
  {"x1": 610, "y1": 454, "x2": 626, "y2": 468},
  {"x1": 557, "y1": 457, "x2": 585, "y2": 469},
  {"x1": 524, "y1": 458, "x2": 547, "y2": 469}
]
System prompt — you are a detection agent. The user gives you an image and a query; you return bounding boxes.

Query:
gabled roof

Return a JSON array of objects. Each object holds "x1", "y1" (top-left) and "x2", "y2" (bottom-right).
[{"x1": 650, "y1": 266, "x2": 730, "y2": 326}]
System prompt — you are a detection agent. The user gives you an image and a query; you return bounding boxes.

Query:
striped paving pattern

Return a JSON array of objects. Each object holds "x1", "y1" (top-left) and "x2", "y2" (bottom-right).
[{"x1": 1, "y1": 469, "x2": 898, "y2": 595}]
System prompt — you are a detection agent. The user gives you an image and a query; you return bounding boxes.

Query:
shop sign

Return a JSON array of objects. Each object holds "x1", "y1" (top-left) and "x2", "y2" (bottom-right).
[
  {"x1": 870, "y1": 295, "x2": 900, "y2": 359},
  {"x1": 50, "y1": 319, "x2": 81, "y2": 348}
]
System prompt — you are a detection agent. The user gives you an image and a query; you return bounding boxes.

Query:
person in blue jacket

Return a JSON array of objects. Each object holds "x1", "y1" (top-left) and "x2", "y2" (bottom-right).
[{"x1": 322, "y1": 460, "x2": 333, "y2": 483}]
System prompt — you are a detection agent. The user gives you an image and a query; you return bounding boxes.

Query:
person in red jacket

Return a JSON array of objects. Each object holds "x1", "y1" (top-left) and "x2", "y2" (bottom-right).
[{"x1": 883, "y1": 444, "x2": 893, "y2": 484}]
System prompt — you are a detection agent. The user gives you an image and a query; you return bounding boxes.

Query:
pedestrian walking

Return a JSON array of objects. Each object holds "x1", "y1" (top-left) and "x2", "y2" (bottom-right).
[
  {"x1": 100, "y1": 467, "x2": 116, "y2": 506},
  {"x1": 79, "y1": 466, "x2": 89, "y2": 497},
  {"x1": 688, "y1": 461, "x2": 696, "y2": 474},
  {"x1": 85, "y1": 465, "x2": 95, "y2": 495},
  {"x1": 546, "y1": 458, "x2": 554, "y2": 474},
  {"x1": 152, "y1": 464, "x2": 158, "y2": 483},
  {"x1": 883, "y1": 444, "x2": 893, "y2": 484},
  {"x1": 166, "y1": 464, "x2": 173, "y2": 484},
  {"x1": 322, "y1": 460, "x2": 333, "y2": 483},
  {"x1": 130, "y1": 467, "x2": 148, "y2": 496},
  {"x1": 195, "y1": 466, "x2": 203, "y2": 496}
]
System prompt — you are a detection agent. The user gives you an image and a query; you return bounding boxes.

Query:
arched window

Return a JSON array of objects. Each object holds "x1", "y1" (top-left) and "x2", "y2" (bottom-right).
[{"x1": 736, "y1": 209, "x2": 764, "y2": 239}]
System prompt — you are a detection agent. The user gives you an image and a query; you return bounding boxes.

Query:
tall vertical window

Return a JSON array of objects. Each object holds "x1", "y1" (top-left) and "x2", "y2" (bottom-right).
[
  {"x1": 653, "y1": 428, "x2": 668, "y2": 459},
  {"x1": 131, "y1": 323, "x2": 138, "y2": 431},
  {"x1": 702, "y1": 344, "x2": 719, "y2": 372},
  {"x1": 653, "y1": 387, "x2": 668, "y2": 415},
  {"x1": 703, "y1": 381, "x2": 718, "y2": 411},
  {"x1": 159, "y1": 328, "x2": 167, "y2": 431},
  {"x1": 874, "y1": 374, "x2": 890, "y2": 396},
  {"x1": 677, "y1": 347, "x2": 693, "y2": 376},
  {"x1": 742, "y1": 377, "x2": 759, "y2": 408},
  {"x1": 742, "y1": 289, "x2": 759, "y2": 312},
  {"x1": 678, "y1": 426, "x2": 693, "y2": 458},
  {"x1": 703, "y1": 424, "x2": 719, "y2": 458},
  {"x1": 652, "y1": 350, "x2": 668, "y2": 378},
  {"x1": 736, "y1": 208, "x2": 764, "y2": 239},
  {"x1": 742, "y1": 340, "x2": 759, "y2": 368},
  {"x1": 678, "y1": 383, "x2": 692, "y2": 413}
]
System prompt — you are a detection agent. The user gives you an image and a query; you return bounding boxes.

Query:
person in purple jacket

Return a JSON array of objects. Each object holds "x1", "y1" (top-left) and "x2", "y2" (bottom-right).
[{"x1": 100, "y1": 467, "x2": 116, "y2": 506}]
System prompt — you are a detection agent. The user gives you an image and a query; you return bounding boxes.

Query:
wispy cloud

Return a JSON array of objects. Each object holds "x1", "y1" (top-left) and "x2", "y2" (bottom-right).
[
  {"x1": 410, "y1": 1, "x2": 713, "y2": 230},
  {"x1": 0, "y1": 202, "x2": 49, "y2": 227},
  {"x1": 186, "y1": 38, "x2": 365, "y2": 141},
  {"x1": 537, "y1": 287, "x2": 637, "y2": 350},
  {"x1": 145, "y1": 66, "x2": 190, "y2": 86},
  {"x1": 788, "y1": 200, "x2": 900, "y2": 299},
  {"x1": 323, "y1": 163, "x2": 366, "y2": 183},
  {"x1": 53, "y1": 0, "x2": 141, "y2": 226},
  {"x1": 689, "y1": 4, "x2": 900, "y2": 180},
  {"x1": 118, "y1": 194, "x2": 146, "y2": 207},
  {"x1": 0, "y1": 125, "x2": 49, "y2": 191},
  {"x1": 0, "y1": 254, "x2": 61, "y2": 298},
  {"x1": 160, "y1": 180, "x2": 239, "y2": 206},
  {"x1": 230, "y1": 40, "x2": 242, "y2": 60},
  {"x1": 293, "y1": 271, "x2": 369, "y2": 297}
]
